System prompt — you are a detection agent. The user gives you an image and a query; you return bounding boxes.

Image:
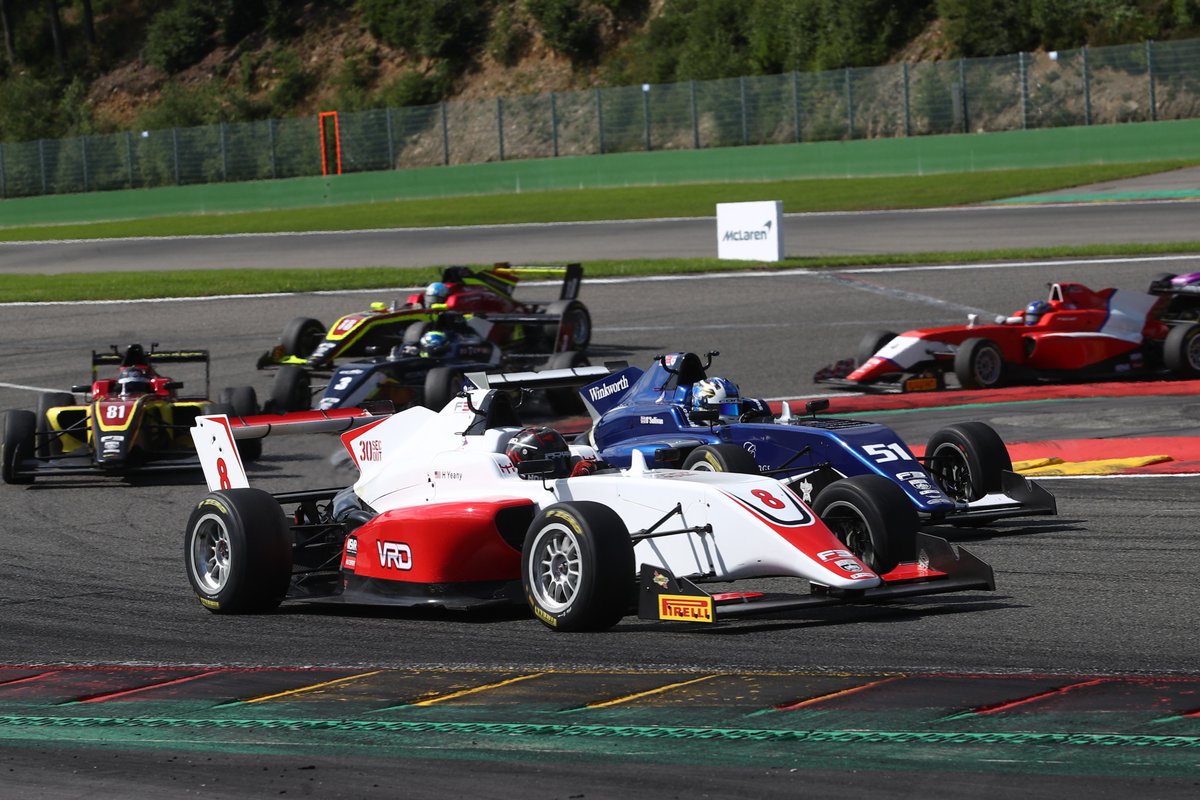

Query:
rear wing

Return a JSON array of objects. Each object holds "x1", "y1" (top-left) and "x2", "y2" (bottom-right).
[
  {"x1": 92, "y1": 345, "x2": 211, "y2": 397},
  {"x1": 191, "y1": 407, "x2": 387, "y2": 491},
  {"x1": 490, "y1": 262, "x2": 583, "y2": 301},
  {"x1": 465, "y1": 361, "x2": 627, "y2": 392}
]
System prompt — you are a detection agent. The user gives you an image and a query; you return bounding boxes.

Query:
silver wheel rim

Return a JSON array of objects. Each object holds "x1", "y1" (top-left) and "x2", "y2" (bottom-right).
[
  {"x1": 528, "y1": 522, "x2": 582, "y2": 613},
  {"x1": 190, "y1": 513, "x2": 231, "y2": 595},
  {"x1": 689, "y1": 460, "x2": 718, "y2": 472},
  {"x1": 568, "y1": 310, "x2": 590, "y2": 347},
  {"x1": 1187, "y1": 332, "x2": 1200, "y2": 370},
  {"x1": 973, "y1": 347, "x2": 1001, "y2": 385}
]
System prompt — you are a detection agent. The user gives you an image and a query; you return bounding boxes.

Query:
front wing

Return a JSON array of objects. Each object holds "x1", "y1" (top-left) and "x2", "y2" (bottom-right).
[{"x1": 638, "y1": 533, "x2": 994, "y2": 623}]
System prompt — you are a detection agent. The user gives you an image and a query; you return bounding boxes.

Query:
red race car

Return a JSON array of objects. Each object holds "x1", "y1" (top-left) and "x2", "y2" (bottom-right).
[{"x1": 815, "y1": 274, "x2": 1200, "y2": 392}]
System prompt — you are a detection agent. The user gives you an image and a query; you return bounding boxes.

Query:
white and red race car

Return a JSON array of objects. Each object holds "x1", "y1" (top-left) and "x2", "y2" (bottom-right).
[{"x1": 185, "y1": 379, "x2": 994, "y2": 632}]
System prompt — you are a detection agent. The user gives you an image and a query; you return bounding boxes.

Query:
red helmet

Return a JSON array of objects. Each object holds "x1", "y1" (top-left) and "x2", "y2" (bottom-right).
[{"x1": 505, "y1": 426, "x2": 571, "y2": 478}]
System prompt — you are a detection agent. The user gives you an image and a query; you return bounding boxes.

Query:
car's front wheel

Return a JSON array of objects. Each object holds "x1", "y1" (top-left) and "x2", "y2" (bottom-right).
[
  {"x1": 184, "y1": 489, "x2": 293, "y2": 613},
  {"x1": 281, "y1": 317, "x2": 326, "y2": 359},
  {"x1": 521, "y1": 501, "x2": 634, "y2": 632},
  {"x1": 271, "y1": 366, "x2": 312, "y2": 412},
  {"x1": 812, "y1": 475, "x2": 918, "y2": 575},
  {"x1": 857, "y1": 329, "x2": 898, "y2": 364},
  {"x1": 925, "y1": 421, "x2": 1012, "y2": 502},
  {"x1": 2, "y1": 410, "x2": 36, "y2": 484}
]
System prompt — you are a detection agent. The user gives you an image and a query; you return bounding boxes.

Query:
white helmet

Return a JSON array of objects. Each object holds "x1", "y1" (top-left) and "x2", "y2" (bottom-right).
[{"x1": 691, "y1": 377, "x2": 741, "y2": 422}]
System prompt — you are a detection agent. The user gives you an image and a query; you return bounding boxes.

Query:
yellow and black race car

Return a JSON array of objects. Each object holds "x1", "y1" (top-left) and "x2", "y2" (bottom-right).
[{"x1": 1, "y1": 344, "x2": 260, "y2": 484}]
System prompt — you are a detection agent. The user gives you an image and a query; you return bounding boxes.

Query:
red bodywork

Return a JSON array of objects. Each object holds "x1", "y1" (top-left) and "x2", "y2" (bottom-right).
[
  {"x1": 344, "y1": 498, "x2": 531, "y2": 584},
  {"x1": 836, "y1": 281, "x2": 1171, "y2": 389}
]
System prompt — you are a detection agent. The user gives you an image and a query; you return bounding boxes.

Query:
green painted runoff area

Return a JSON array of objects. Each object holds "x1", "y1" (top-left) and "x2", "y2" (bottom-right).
[{"x1": 3, "y1": 118, "x2": 1200, "y2": 228}]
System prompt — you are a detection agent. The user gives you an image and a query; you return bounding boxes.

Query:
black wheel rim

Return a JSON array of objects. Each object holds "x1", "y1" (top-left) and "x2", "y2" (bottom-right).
[
  {"x1": 821, "y1": 501, "x2": 880, "y2": 572},
  {"x1": 928, "y1": 443, "x2": 973, "y2": 502}
]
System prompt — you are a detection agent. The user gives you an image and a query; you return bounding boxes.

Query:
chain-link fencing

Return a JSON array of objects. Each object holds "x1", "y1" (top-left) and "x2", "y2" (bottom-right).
[{"x1": 3, "y1": 37, "x2": 1200, "y2": 199}]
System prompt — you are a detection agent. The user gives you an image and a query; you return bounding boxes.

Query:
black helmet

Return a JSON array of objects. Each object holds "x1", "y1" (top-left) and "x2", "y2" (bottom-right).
[{"x1": 505, "y1": 426, "x2": 571, "y2": 479}]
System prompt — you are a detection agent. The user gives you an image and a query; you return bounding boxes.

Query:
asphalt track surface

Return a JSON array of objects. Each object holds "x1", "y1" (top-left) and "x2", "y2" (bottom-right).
[
  {"x1": 2, "y1": 234, "x2": 1200, "y2": 794},
  {"x1": 4, "y1": 199, "x2": 1200, "y2": 273}
]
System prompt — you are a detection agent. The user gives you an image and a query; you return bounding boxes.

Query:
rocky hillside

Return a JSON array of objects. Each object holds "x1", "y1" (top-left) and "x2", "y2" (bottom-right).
[{"x1": 1, "y1": 0, "x2": 1198, "y2": 142}]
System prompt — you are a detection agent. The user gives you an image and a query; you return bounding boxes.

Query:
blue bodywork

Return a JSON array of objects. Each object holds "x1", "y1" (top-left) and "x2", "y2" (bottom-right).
[{"x1": 581, "y1": 352, "x2": 961, "y2": 516}]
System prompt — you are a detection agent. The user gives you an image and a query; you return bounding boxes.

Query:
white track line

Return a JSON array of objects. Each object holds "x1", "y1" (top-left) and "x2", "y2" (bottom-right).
[{"x1": 5, "y1": 253, "x2": 1198, "y2": 308}]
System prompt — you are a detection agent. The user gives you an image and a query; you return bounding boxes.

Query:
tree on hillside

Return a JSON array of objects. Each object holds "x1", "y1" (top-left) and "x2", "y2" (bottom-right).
[{"x1": 44, "y1": 0, "x2": 66, "y2": 71}]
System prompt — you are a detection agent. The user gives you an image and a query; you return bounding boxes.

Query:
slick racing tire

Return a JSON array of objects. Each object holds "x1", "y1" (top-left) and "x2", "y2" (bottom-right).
[
  {"x1": 271, "y1": 365, "x2": 312, "y2": 412},
  {"x1": 925, "y1": 422, "x2": 1012, "y2": 503},
  {"x1": 857, "y1": 329, "x2": 898, "y2": 365},
  {"x1": 2, "y1": 409, "x2": 36, "y2": 485},
  {"x1": 812, "y1": 475, "x2": 918, "y2": 574},
  {"x1": 184, "y1": 489, "x2": 293, "y2": 614},
  {"x1": 1163, "y1": 323, "x2": 1200, "y2": 377},
  {"x1": 521, "y1": 501, "x2": 634, "y2": 632},
  {"x1": 402, "y1": 321, "x2": 432, "y2": 346},
  {"x1": 35, "y1": 391, "x2": 75, "y2": 458},
  {"x1": 543, "y1": 350, "x2": 590, "y2": 416},
  {"x1": 546, "y1": 300, "x2": 592, "y2": 352},
  {"x1": 281, "y1": 317, "x2": 326, "y2": 359},
  {"x1": 681, "y1": 443, "x2": 759, "y2": 474},
  {"x1": 423, "y1": 366, "x2": 466, "y2": 411},
  {"x1": 229, "y1": 386, "x2": 263, "y2": 462},
  {"x1": 954, "y1": 337, "x2": 1005, "y2": 390}
]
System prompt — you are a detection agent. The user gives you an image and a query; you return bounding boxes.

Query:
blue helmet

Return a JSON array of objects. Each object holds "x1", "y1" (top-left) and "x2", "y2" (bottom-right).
[
  {"x1": 1025, "y1": 299, "x2": 1050, "y2": 325},
  {"x1": 419, "y1": 330, "x2": 450, "y2": 357},
  {"x1": 692, "y1": 377, "x2": 741, "y2": 422},
  {"x1": 424, "y1": 282, "x2": 449, "y2": 306}
]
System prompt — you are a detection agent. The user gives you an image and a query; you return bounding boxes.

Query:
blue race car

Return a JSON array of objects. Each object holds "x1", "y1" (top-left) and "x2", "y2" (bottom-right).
[{"x1": 577, "y1": 351, "x2": 1056, "y2": 526}]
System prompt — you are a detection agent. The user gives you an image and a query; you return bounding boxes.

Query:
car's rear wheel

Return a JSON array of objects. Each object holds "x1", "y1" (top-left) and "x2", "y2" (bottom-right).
[
  {"x1": 543, "y1": 350, "x2": 590, "y2": 416},
  {"x1": 925, "y1": 421, "x2": 1011, "y2": 502},
  {"x1": 954, "y1": 337, "x2": 1006, "y2": 389},
  {"x1": 2, "y1": 410, "x2": 36, "y2": 485},
  {"x1": 521, "y1": 501, "x2": 633, "y2": 632},
  {"x1": 857, "y1": 329, "x2": 898, "y2": 364},
  {"x1": 184, "y1": 489, "x2": 293, "y2": 613},
  {"x1": 271, "y1": 366, "x2": 312, "y2": 412},
  {"x1": 228, "y1": 386, "x2": 262, "y2": 461},
  {"x1": 403, "y1": 321, "x2": 432, "y2": 346},
  {"x1": 546, "y1": 300, "x2": 592, "y2": 352},
  {"x1": 423, "y1": 366, "x2": 465, "y2": 411},
  {"x1": 681, "y1": 443, "x2": 758, "y2": 474},
  {"x1": 35, "y1": 391, "x2": 75, "y2": 458},
  {"x1": 812, "y1": 475, "x2": 918, "y2": 574},
  {"x1": 1163, "y1": 323, "x2": 1200, "y2": 377},
  {"x1": 281, "y1": 317, "x2": 326, "y2": 359}
]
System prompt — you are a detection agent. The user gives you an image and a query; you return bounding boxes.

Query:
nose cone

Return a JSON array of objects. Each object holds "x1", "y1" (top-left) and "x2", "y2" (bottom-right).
[{"x1": 848, "y1": 356, "x2": 898, "y2": 383}]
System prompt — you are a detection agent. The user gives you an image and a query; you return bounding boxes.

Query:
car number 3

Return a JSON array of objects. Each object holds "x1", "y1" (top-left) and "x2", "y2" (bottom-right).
[{"x1": 863, "y1": 443, "x2": 913, "y2": 463}]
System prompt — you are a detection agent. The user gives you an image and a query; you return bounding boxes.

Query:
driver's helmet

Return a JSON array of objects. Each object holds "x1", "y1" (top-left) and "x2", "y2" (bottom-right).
[
  {"x1": 505, "y1": 426, "x2": 572, "y2": 479},
  {"x1": 419, "y1": 330, "x2": 450, "y2": 357},
  {"x1": 1025, "y1": 299, "x2": 1051, "y2": 325},
  {"x1": 692, "y1": 377, "x2": 741, "y2": 422},
  {"x1": 424, "y1": 282, "x2": 449, "y2": 306},
  {"x1": 117, "y1": 367, "x2": 153, "y2": 396}
]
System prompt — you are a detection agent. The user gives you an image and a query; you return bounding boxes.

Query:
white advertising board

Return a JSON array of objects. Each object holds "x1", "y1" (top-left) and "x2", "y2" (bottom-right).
[{"x1": 716, "y1": 200, "x2": 784, "y2": 261}]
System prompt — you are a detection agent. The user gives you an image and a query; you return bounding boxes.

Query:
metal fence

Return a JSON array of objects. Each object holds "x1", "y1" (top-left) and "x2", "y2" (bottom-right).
[{"x1": 3, "y1": 37, "x2": 1200, "y2": 199}]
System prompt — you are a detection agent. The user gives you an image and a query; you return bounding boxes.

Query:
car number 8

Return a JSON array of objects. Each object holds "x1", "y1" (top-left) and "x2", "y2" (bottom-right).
[{"x1": 751, "y1": 488, "x2": 785, "y2": 509}]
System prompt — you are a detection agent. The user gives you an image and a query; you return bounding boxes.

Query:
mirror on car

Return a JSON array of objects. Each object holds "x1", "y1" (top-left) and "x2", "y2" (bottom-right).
[{"x1": 805, "y1": 399, "x2": 830, "y2": 416}]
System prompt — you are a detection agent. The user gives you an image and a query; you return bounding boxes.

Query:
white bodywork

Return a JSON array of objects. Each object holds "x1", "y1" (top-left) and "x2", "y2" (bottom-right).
[{"x1": 192, "y1": 390, "x2": 882, "y2": 590}]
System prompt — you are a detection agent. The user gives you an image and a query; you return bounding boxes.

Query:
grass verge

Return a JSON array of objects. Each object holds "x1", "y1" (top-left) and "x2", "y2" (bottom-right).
[
  {"x1": 0, "y1": 160, "x2": 1196, "y2": 242},
  {"x1": 4, "y1": 243, "x2": 1200, "y2": 303}
]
